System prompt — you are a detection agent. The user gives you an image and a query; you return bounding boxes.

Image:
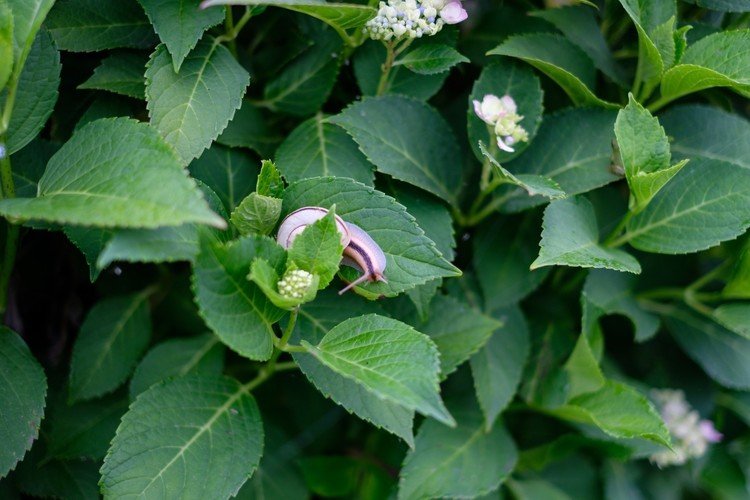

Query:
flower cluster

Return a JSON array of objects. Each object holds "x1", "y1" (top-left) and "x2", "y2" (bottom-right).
[
  {"x1": 364, "y1": 0, "x2": 467, "y2": 41},
  {"x1": 649, "y1": 389, "x2": 723, "y2": 468},
  {"x1": 277, "y1": 269, "x2": 314, "y2": 300},
  {"x1": 473, "y1": 94, "x2": 529, "y2": 152}
]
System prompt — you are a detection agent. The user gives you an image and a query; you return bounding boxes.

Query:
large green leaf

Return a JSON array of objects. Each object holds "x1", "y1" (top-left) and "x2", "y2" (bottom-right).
[
  {"x1": 282, "y1": 177, "x2": 460, "y2": 297},
  {"x1": 660, "y1": 30, "x2": 750, "y2": 102},
  {"x1": 467, "y1": 62, "x2": 543, "y2": 163},
  {"x1": 189, "y1": 143, "x2": 258, "y2": 213},
  {"x1": 68, "y1": 291, "x2": 152, "y2": 402},
  {"x1": 0, "y1": 118, "x2": 225, "y2": 228},
  {"x1": 101, "y1": 375, "x2": 264, "y2": 499},
  {"x1": 129, "y1": 333, "x2": 225, "y2": 399},
  {"x1": 292, "y1": 290, "x2": 415, "y2": 446},
  {"x1": 0, "y1": 328, "x2": 47, "y2": 478},
  {"x1": 665, "y1": 308, "x2": 750, "y2": 389},
  {"x1": 489, "y1": 33, "x2": 618, "y2": 108},
  {"x1": 622, "y1": 158, "x2": 750, "y2": 254},
  {"x1": 78, "y1": 51, "x2": 148, "y2": 99},
  {"x1": 192, "y1": 233, "x2": 286, "y2": 361},
  {"x1": 495, "y1": 108, "x2": 619, "y2": 213},
  {"x1": 275, "y1": 113, "x2": 374, "y2": 186},
  {"x1": 146, "y1": 39, "x2": 250, "y2": 164},
  {"x1": 330, "y1": 96, "x2": 462, "y2": 205},
  {"x1": 301, "y1": 314, "x2": 454, "y2": 426},
  {"x1": 138, "y1": 0, "x2": 223, "y2": 72},
  {"x1": 398, "y1": 401, "x2": 517, "y2": 500},
  {"x1": 3, "y1": 30, "x2": 60, "y2": 154},
  {"x1": 532, "y1": 197, "x2": 642, "y2": 274},
  {"x1": 46, "y1": 0, "x2": 156, "y2": 51},
  {"x1": 470, "y1": 306, "x2": 530, "y2": 429}
]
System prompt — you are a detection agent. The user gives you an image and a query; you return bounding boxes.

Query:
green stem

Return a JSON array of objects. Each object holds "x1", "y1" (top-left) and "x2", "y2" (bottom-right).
[
  {"x1": 0, "y1": 141, "x2": 16, "y2": 316},
  {"x1": 603, "y1": 211, "x2": 633, "y2": 247},
  {"x1": 376, "y1": 41, "x2": 397, "y2": 96},
  {"x1": 224, "y1": 6, "x2": 238, "y2": 57},
  {"x1": 646, "y1": 94, "x2": 674, "y2": 113},
  {"x1": 215, "y1": 6, "x2": 253, "y2": 45},
  {"x1": 240, "y1": 310, "x2": 302, "y2": 393},
  {"x1": 464, "y1": 191, "x2": 516, "y2": 227},
  {"x1": 269, "y1": 307, "x2": 298, "y2": 367}
]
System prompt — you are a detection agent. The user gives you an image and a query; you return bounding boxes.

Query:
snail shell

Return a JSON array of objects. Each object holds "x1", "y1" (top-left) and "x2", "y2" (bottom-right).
[{"x1": 276, "y1": 207, "x2": 351, "y2": 249}]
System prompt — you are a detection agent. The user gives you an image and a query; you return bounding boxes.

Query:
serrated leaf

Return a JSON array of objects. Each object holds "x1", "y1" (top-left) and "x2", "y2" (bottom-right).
[
  {"x1": 3, "y1": 30, "x2": 60, "y2": 154},
  {"x1": 0, "y1": 118, "x2": 225, "y2": 228},
  {"x1": 46, "y1": 0, "x2": 156, "y2": 52},
  {"x1": 138, "y1": 0, "x2": 223, "y2": 72},
  {"x1": 275, "y1": 113, "x2": 374, "y2": 186},
  {"x1": 301, "y1": 314, "x2": 454, "y2": 426},
  {"x1": 494, "y1": 108, "x2": 619, "y2": 213},
  {"x1": 398, "y1": 401, "x2": 517, "y2": 500},
  {"x1": 714, "y1": 303, "x2": 750, "y2": 339},
  {"x1": 651, "y1": 17, "x2": 677, "y2": 70},
  {"x1": 97, "y1": 224, "x2": 200, "y2": 270},
  {"x1": 531, "y1": 6, "x2": 627, "y2": 86},
  {"x1": 129, "y1": 333, "x2": 224, "y2": 399},
  {"x1": 68, "y1": 291, "x2": 152, "y2": 402},
  {"x1": 101, "y1": 375, "x2": 264, "y2": 499},
  {"x1": 282, "y1": 177, "x2": 460, "y2": 297},
  {"x1": 292, "y1": 290, "x2": 414, "y2": 446},
  {"x1": 217, "y1": 100, "x2": 279, "y2": 157},
  {"x1": 0, "y1": 3, "x2": 12, "y2": 92},
  {"x1": 488, "y1": 33, "x2": 618, "y2": 108},
  {"x1": 189, "y1": 144, "x2": 258, "y2": 213},
  {"x1": 583, "y1": 269, "x2": 660, "y2": 342},
  {"x1": 395, "y1": 43, "x2": 468, "y2": 75},
  {"x1": 64, "y1": 226, "x2": 114, "y2": 282},
  {"x1": 532, "y1": 197, "x2": 641, "y2": 274},
  {"x1": 0, "y1": 328, "x2": 47, "y2": 478},
  {"x1": 467, "y1": 62, "x2": 543, "y2": 163},
  {"x1": 78, "y1": 50, "x2": 148, "y2": 99},
  {"x1": 660, "y1": 30, "x2": 750, "y2": 101},
  {"x1": 622, "y1": 158, "x2": 750, "y2": 254},
  {"x1": 231, "y1": 193, "x2": 283, "y2": 236},
  {"x1": 661, "y1": 104, "x2": 750, "y2": 169},
  {"x1": 146, "y1": 39, "x2": 250, "y2": 164},
  {"x1": 665, "y1": 308, "x2": 750, "y2": 389},
  {"x1": 288, "y1": 209, "x2": 345, "y2": 288},
  {"x1": 193, "y1": 233, "x2": 286, "y2": 360},
  {"x1": 470, "y1": 306, "x2": 530, "y2": 430},
  {"x1": 330, "y1": 96, "x2": 462, "y2": 205},
  {"x1": 564, "y1": 333, "x2": 605, "y2": 399},
  {"x1": 256, "y1": 159, "x2": 284, "y2": 198},
  {"x1": 418, "y1": 295, "x2": 499, "y2": 378},
  {"x1": 480, "y1": 142, "x2": 565, "y2": 199}
]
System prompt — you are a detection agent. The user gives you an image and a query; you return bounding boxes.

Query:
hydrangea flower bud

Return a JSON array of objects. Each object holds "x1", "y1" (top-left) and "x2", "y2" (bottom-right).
[
  {"x1": 277, "y1": 269, "x2": 314, "y2": 300},
  {"x1": 439, "y1": 1, "x2": 468, "y2": 24},
  {"x1": 364, "y1": 0, "x2": 466, "y2": 40},
  {"x1": 473, "y1": 94, "x2": 528, "y2": 153},
  {"x1": 473, "y1": 95, "x2": 504, "y2": 125}
]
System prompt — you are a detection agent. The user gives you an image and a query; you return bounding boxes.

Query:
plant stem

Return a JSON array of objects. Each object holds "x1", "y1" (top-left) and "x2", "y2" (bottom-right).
[
  {"x1": 603, "y1": 211, "x2": 633, "y2": 247},
  {"x1": 376, "y1": 41, "x2": 397, "y2": 96},
  {"x1": 215, "y1": 6, "x2": 253, "y2": 45},
  {"x1": 646, "y1": 94, "x2": 673, "y2": 113},
  {"x1": 0, "y1": 140, "x2": 16, "y2": 316},
  {"x1": 224, "y1": 6, "x2": 238, "y2": 57},
  {"x1": 241, "y1": 309, "x2": 301, "y2": 393}
]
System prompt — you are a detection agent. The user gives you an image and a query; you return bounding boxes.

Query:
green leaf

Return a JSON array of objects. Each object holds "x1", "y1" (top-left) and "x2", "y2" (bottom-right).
[
  {"x1": 532, "y1": 197, "x2": 642, "y2": 274},
  {"x1": 0, "y1": 2, "x2": 12, "y2": 92},
  {"x1": 682, "y1": 0, "x2": 750, "y2": 11},
  {"x1": 665, "y1": 308, "x2": 750, "y2": 389},
  {"x1": 217, "y1": 100, "x2": 279, "y2": 157},
  {"x1": 298, "y1": 456, "x2": 362, "y2": 497},
  {"x1": 193, "y1": 233, "x2": 286, "y2": 361},
  {"x1": 189, "y1": 144, "x2": 258, "y2": 213},
  {"x1": 46, "y1": 0, "x2": 156, "y2": 52},
  {"x1": 283, "y1": 177, "x2": 460, "y2": 297},
  {"x1": 292, "y1": 289, "x2": 414, "y2": 446},
  {"x1": 6, "y1": 0, "x2": 54, "y2": 59},
  {"x1": 46, "y1": 393, "x2": 128, "y2": 461},
  {"x1": 249, "y1": 258, "x2": 319, "y2": 309},
  {"x1": 0, "y1": 118, "x2": 226, "y2": 229},
  {"x1": 470, "y1": 306, "x2": 530, "y2": 429},
  {"x1": 480, "y1": 142, "x2": 565, "y2": 200},
  {"x1": 78, "y1": 50, "x2": 148, "y2": 99},
  {"x1": 395, "y1": 43, "x2": 468, "y2": 75},
  {"x1": 488, "y1": 33, "x2": 618, "y2": 108},
  {"x1": 623, "y1": 158, "x2": 750, "y2": 254},
  {"x1": 494, "y1": 108, "x2": 619, "y2": 213},
  {"x1": 10, "y1": 138, "x2": 55, "y2": 197},
  {"x1": 614, "y1": 95, "x2": 686, "y2": 211},
  {"x1": 714, "y1": 303, "x2": 750, "y2": 339},
  {"x1": 231, "y1": 193, "x2": 283, "y2": 236},
  {"x1": 660, "y1": 30, "x2": 750, "y2": 102},
  {"x1": 545, "y1": 380, "x2": 671, "y2": 447},
  {"x1": 97, "y1": 224, "x2": 200, "y2": 270},
  {"x1": 101, "y1": 375, "x2": 264, "y2": 499},
  {"x1": 14, "y1": 448, "x2": 101, "y2": 500},
  {"x1": 583, "y1": 269, "x2": 660, "y2": 342},
  {"x1": 398, "y1": 401, "x2": 517, "y2": 500},
  {"x1": 508, "y1": 479, "x2": 572, "y2": 500},
  {"x1": 563, "y1": 333, "x2": 606, "y2": 399},
  {"x1": 301, "y1": 314, "x2": 454, "y2": 426},
  {"x1": 530, "y1": 6, "x2": 627, "y2": 86},
  {"x1": 146, "y1": 39, "x2": 250, "y2": 164},
  {"x1": 661, "y1": 104, "x2": 750, "y2": 169},
  {"x1": 650, "y1": 17, "x2": 678, "y2": 70},
  {"x1": 0, "y1": 328, "x2": 47, "y2": 478},
  {"x1": 275, "y1": 113, "x2": 374, "y2": 186},
  {"x1": 256, "y1": 159, "x2": 284, "y2": 198},
  {"x1": 64, "y1": 226, "x2": 113, "y2": 281},
  {"x1": 288, "y1": 209, "x2": 345, "y2": 288},
  {"x1": 138, "y1": 0, "x2": 223, "y2": 72},
  {"x1": 3, "y1": 30, "x2": 60, "y2": 155},
  {"x1": 130, "y1": 333, "x2": 224, "y2": 399},
  {"x1": 68, "y1": 291, "x2": 152, "y2": 402},
  {"x1": 725, "y1": 240, "x2": 750, "y2": 299},
  {"x1": 467, "y1": 62, "x2": 543, "y2": 163},
  {"x1": 418, "y1": 295, "x2": 499, "y2": 378},
  {"x1": 330, "y1": 96, "x2": 462, "y2": 205}
]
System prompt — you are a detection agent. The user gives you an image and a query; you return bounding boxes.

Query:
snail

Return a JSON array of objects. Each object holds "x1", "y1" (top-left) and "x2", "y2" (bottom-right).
[{"x1": 276, "y1": 206, "x2": 388, "y2": 294}]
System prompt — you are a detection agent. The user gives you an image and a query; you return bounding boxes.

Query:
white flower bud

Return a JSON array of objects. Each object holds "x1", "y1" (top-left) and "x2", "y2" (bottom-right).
[{"x1": 277, "y1": 269, "x2": 314, "y2": 300}]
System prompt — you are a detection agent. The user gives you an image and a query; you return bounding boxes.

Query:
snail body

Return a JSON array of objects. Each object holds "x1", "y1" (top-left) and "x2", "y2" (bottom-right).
[{"x1": 275, "y1": 206, "x2": 387, "y2": 294}]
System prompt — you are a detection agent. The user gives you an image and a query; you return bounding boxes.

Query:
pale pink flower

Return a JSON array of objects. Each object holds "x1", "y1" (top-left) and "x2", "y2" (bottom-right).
[{"x1": 440, "y1": 1, "x2": 467, "y2": 24}]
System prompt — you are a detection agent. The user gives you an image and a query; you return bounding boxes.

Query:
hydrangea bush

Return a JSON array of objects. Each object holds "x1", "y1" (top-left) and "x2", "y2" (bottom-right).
[{"x1": 1, "y1": 0, "x2": 749, "y2": 498}]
